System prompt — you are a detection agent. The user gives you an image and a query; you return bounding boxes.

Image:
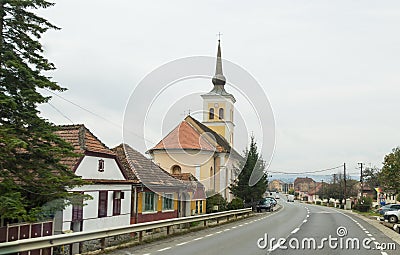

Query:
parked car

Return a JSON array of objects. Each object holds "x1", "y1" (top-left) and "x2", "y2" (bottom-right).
[
  {"x1": 264, "y1": 197, "x2": 277, "y2": 207},
  {"x1": 275, "y1": 194, "x2": 280, "y2": 199},
  {"x1": 256, "y1": 199, "x2": 273, "y2": 212},
  {"x1": 287, "y1": 194, "x2": 295, "y2": 202},
  {"x1": 378, "y1": 204, "x2": 400, "y2": 215},
  {"x1": 384, "y1": 210, "x2": 400, "y2": 223}
]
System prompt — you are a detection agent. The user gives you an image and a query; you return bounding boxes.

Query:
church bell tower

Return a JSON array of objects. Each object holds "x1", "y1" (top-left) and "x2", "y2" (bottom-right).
[{"x1": 201, "y1": 40, "x2": 236, "y2": 146}]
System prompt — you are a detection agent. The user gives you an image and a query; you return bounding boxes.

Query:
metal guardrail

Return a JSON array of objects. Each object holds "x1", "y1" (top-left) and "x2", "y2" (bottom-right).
[{"x1": 0, "y1": 208, "x2": 252, "y2": 254}]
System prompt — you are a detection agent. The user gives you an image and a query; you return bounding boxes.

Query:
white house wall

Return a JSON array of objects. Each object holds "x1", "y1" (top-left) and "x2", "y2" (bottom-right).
[
  {"x1": 75, "y1": 156, "x2": 125, "y2": 180},
  {"x1": 63, "y1": 185, "x2": 132, "y2": 232}
]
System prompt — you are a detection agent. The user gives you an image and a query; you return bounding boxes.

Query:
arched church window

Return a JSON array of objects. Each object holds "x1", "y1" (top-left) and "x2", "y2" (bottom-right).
[
  {"x1": 219, "y1": 108, "x2": 224, "y2": 119},
  {"x1": 209, "y1": 108, "x2": 214, "y2": 119},
  {"x1": 171, "y1": 165, "x2": 181, "y2": 174}
]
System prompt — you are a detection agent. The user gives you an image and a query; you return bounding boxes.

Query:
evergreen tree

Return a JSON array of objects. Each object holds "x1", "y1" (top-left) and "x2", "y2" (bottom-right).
[
  {"x1": 0, "y1": 0, "x2": 85, "y2": 221},
  {"x1": 230, "y1": 136, "x2": 268, "y2": 207}
]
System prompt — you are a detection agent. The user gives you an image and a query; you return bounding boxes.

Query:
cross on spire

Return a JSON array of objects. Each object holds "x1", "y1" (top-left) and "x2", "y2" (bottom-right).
[{"x1": 217, "y1": 32, "x2": 223, "y2": 41}]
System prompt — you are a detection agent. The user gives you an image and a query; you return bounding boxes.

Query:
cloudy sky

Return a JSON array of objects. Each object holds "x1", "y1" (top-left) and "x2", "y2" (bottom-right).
[{"x1": 38, "y1": 0, "x2": 400, "y2": 176}]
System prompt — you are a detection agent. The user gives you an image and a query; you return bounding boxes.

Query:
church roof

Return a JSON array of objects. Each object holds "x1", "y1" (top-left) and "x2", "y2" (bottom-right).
[
  {"x1": 150, "y1": 120, "x2": 216, "y2": 151},
  {"x1": 148, "y1": 115, "x2": 243, "y2": 160}
]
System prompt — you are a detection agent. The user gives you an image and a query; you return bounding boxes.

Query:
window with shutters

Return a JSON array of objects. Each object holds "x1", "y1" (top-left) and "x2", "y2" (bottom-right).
[
  {"x1": 113, "y1": 191, "x2": 123, "y2": 215},
  {"x1": 98, "y1": 191, "x2": 108, "y2": 217},
  {"x1": 72, "y1": 193, "x2": 83, "y2": 222}
]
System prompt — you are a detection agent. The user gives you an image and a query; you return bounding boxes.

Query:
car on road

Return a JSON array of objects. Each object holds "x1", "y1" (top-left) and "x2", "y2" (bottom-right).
[
  {"x1": 275, "y1": 194, "x2": 280, "y2": 199},
  {"x1": 287, "y1": 194, "x2": 295, "y2": 202},
  {"x1": 264, "y1": 197, "x2": 277, "y2": 207},
  {"x1": 384, "y1": 210, "x2": 400, "y2": 223},
  {"x1": 256, "y1": 199, "x2": 273, "y2": 212},
  {"x1": 378, "y1": 204, "x2": 400, "y2": 215}
]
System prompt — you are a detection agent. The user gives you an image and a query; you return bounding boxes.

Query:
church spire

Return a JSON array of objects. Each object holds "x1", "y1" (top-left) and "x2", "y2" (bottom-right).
[{"x1": 212, "y1": 39, "x2": 226, "y2": 87}]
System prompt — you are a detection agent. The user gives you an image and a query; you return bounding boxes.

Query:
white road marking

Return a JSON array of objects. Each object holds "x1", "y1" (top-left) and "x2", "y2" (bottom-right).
[
  {"x1": 157, "y1": 247, "x2": 171, "y2": 252},
  {"x1": 239, "y1": 224, "x2": 244, "y2": 227},
  {"x1": 291, "y1": 227, "x2": 300, "y2": 234},
  {"x1": 365, "y1": 231, "x2": 370, "y2": 234},
  {"x1": 371, "y1": 237, "x2": 376, "y2": 240},
  {"x1": 176, "y1": 241, "x2": 189, "y2": 246},
  {"x1": 223, "y1": 229, "x2": 230, "y2": 231},
  {"x1": 367, "y1": 234, "x2": 372, "y2": 237},
  {"x1": 381, "y1": 252, "x2": 388, "y2": 255},
  {"x1": 215, "y1": 231, "x2": 222, "y2": 234},
  {"x1": 232, "y1": 226, "x2": 237, "y2": 229},
  {"x1": 194, "y1": 237, "x2": 204, "y2": 241},
  {"x1": 303, "y1": 220, "x2": 307, "y2": 223},
  {"x1": 143, "y1": 254, "x2": 151, "y2": 255},
  {"x1": 205, "y1": 233, "x2": 214, "y2": 237}
]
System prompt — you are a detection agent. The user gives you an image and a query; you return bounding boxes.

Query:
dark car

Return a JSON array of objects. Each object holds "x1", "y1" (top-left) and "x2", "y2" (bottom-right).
[
  {"x1": 256, "y1": 199, "x2": 273, "y2": 212},
  {"x1": 378, "y1": 204, "x2": 400, "y2": 215},
  {"x1": 264, "y1": 197, "x2": 277, "y2": 207}
]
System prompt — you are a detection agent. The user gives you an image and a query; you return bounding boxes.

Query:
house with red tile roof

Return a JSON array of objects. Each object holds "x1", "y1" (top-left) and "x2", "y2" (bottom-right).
[
  {"x1": 55, "y1": 125, "x2": 136, "y2": 234},
  {"x1": 113, "y1": 144, "x2": 196, "y2": 222}
]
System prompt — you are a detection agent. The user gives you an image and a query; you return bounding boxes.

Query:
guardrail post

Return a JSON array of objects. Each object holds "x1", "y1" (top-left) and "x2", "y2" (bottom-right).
[
  {"x1": 100, "y1": 237, "x2": 106, "y2": 250},
  {"x1": 216, "y1": 217, "x2": 219, "y2": 224},
  {"x1": 166, "y1": 226, "x2": 170, "y2": 235},
  {"x1": 203, "y1": 220, "x2": 207, "y2": 227},
  {"x1": 139, "y1": 231, "x2": 143, "y2": 242},
  {"x1": 227, "y1": 215, "x2": 230, "y2": 222}
]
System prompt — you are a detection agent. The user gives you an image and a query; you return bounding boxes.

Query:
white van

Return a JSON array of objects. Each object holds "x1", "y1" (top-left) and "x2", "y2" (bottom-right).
[{"x1": 287, "y1": 195, "x2": 295, "y2": 202}]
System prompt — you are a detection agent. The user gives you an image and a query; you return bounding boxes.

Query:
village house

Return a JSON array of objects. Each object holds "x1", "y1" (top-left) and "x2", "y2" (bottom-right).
[{"x1": 54, "y1": 125, "x2": 135, "y2": 234}]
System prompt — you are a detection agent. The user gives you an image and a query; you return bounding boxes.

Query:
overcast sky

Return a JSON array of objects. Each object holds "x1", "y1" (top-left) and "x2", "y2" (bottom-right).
[{"x1": 38, "y1": 0, "x2": 400, "y2": 177}]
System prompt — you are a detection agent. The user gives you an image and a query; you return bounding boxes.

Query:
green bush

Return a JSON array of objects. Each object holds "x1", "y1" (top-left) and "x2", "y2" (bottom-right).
[
  {"x1": 227, "y1": 197, "x2": 244, "y2": 210},
  {"x1": 206, "y1": 193, "x2": 227, "y2": 213},
  {"x1": 355, "y1": 204, "x2": 370, "y2": 212}
]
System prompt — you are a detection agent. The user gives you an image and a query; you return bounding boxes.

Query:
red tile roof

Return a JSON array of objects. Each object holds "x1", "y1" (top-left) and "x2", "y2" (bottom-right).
[
  {"x1": 113, "y1": 144, "x2": 185, "y2": 188},
  {"x1": 172, "y1": 173, "x2": 206, "y2": 200},
  {"x1": 151, "y1": 121, "x2": 215, "y2": 151},
  {"x1": 55, "y1": 124, "x2": 116, "y2": 171}
]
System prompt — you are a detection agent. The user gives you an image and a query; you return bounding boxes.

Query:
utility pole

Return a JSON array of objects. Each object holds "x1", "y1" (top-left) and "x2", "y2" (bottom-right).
[
  {"x1": 358, "y1": 162, "x2": 363, "y2": 198},
  {"x1": 343, "y1": 163, "x2": 347, "y2": 202}
]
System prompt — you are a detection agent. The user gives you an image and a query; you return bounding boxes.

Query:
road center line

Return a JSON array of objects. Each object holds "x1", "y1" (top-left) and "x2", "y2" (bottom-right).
[
  {"x1": 157, "y1": 247, "x2": 171, "y2": 252},
  {"x1": 194, "y1": 237, "x2": 204, "y2": 241},
  {"x1": 291, "y1": 227, "x2": 300, "y2": 234},
  {"x1": 176, "y1": 241, "x2": 189, "y2": 246}
]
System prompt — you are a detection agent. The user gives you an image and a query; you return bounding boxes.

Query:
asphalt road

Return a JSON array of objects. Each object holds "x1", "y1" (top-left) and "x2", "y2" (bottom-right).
[{"x1": 109, "y1": 197, "x2": 399, "y2": 255}]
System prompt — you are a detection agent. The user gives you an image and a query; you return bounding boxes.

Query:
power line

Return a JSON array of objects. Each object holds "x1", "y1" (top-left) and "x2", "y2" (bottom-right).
[
  {"x1": 43, "y1": 88, "x2": 158, "y2": 145},
  {"x1": 268, "y1": 165, "x2": 344, "y2": 175},
  {"x1": 47, "y1": 102, "x2": 74, "y2": 124}
]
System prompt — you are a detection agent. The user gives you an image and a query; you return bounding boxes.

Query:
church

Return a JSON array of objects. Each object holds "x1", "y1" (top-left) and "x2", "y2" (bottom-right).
[{"x1": 147, "y1": 40, "x2": 242, "y2": 202}]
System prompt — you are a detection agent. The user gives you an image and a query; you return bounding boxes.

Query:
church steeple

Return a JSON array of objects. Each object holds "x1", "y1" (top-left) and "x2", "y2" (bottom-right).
[
  {"x1": 212, "y1": 40, "x2": 226, "y2": 87},
  {"x1": 201, "y1": 39, "x2": 236, "y2": 147}
]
